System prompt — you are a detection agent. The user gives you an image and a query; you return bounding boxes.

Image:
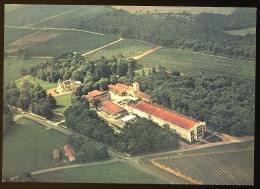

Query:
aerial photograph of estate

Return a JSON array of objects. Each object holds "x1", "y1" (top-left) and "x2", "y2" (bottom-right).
[{"x1": 2, "y1": 4, "x2": 255, "y2": 185}]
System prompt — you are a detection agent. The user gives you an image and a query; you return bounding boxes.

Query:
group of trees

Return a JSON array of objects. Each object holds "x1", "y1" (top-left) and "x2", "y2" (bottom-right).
[
  {"x1": 131, "y1": 68, "x2": 255, "y2": 137},
  {"x1": 68, "y1": 134, "x2": 109, "y2": 163},
  {"x1": 3, "y1": 100, "x2": 14, "y2": 135},
  {"x1": 29, "y1": 52, "x2": 137, "y2": 96},
  {"x1": 78, "y1": 7, "x2": 256, "y2": 60},
  {"x1": 64, "y1": 96, "x2": 180, "y2": 155},
  {"x1": 4, "y1": 80, "x2": 56, "y2": 119}
]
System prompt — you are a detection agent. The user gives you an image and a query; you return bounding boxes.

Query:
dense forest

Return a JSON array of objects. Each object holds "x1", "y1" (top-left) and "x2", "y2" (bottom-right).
[
  {"x1": 68, "y1": 134, "x2": 109, "y2": 163},
  {"x1": 4, "y1": 81, "x2": 57, "y2": 119},
  {"x1": 3, "y1": 100, "x2": 15, "y2": 135},
  {"x1": 30, "y1": 52, "x2": 255, "y2": 137},
  {"x1": 134, "y1": 68, "x2": 255, "y2": 137},
  {"x1": 78, "y1": 7, "x2": 256, "y2": 60},
  {"x1": 64, "y1": 98, "x2": 180, "y2": 155}
]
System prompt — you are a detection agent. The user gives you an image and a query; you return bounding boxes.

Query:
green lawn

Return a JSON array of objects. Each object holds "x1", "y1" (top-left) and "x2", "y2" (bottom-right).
[
  {"x1": 15, "y1": 76, "x2": 57, "y2": 90},
  {"x1": 5, "y1": 5, "x2": 82, "y2": 27},
  {"x1": 138, "y1": 47, "x2": 255, "y2": 80},
  {"x1": 25, "y1": 30, "x2": 120, "y2": 57},
  {"x1": 32, "y1": 161, "x2": 165, "y2": 184},
  {"x1": 4, "y1": 57, "x2": 49, "y2": 84},
  {"x1": 85, "y1": 39, "x2": 157, "y2": 60},
  {"x1": 226, "y1": 27, "x2": 256, "y2": 36},
  {"x1": 53, "y1": 94, "x2": 72, "y2": 114},
  {"x1": 4, "y1": 27, "x2": 41, "y2": 46},
  {"x1": 2, "y1": 118, "x2": 67, "y2": 176},
  {"x1": 205, "y1": 135, "x2": 223, "y2": 143}
]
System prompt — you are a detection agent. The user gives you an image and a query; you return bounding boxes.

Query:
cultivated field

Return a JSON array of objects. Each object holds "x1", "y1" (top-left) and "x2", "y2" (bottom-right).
[
  {"x1": 141, "y1": 140, "x2": 254, "y2": 185},
  {"x1": 5, "y1": 5, "x2": 82, "y2": 27},
  {"x1": 138, "y1": 47, "x2": 255, "y2": 80},
  {"x1": 32, "y1": 161, "x2": 165, "y2": 183},
  {"x1": 4, "y1": 4, "x2": 25, "y2": 14},
  {"x1": 2, "y1": 118, "x2": 67, "y2": 176},
  {"x1": 151, "y1": 149, "x2": 253, "y2": 185},
  {"x1": 24, "y1": 31, "x2": 120, "y2": 57},
  {"x1": 6, "y1": 30, "x2": 61, "y2": 54},
  {"x1": 4, "y1": 57, "x2": 48, "y2": 84},
  {"x1": 226, "y1": 27, "x2": 256, "y2": 36},
  {"x1": 4, "y1": 27, "x2": 41, "y2": 46},
  {"x1": 85, "y1": 39, "x2": 157, "y2": 60},
  {"x1": 31, "y1": 6, "x2": 112, "y2": 29},
  {"x1": 53, "y1": 94, "x2": 72, "y2": 114}
]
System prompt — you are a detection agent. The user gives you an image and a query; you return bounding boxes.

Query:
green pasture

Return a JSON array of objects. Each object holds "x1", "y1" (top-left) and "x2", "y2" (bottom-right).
[
  {"x1": 138, "y1": 47, "x2": 255, "y2": 80},
  {"x1": 24, "y1": 30, "x2": 120, "y2": 57},
  {"x1": 85, "y1": 39, "x2": 157, "y2": 60},
  {"x1": 4, "y1": 57, "x2": 48, "y2": 84},
  {"x1": 53, "y1": 94, "x2": 72, "y2": 114},
  {"x1": 2, "y1": 118, "x2": 67, "y2": 176},
  {"x1": 32, "y1": 6, "x2": 111, "y2": 29},
  {"x1": 4, "y1": 27, "x2": 41, "y2": 46},
  {"x1": 32, "y1": 161, "x2": 165, "y2": 183},
  {"x1": 226, "y1": 27, "x2": 256, "y2": 36},
  {"x1": 5, "y1": 4, "x2": 25, "y2": 14},
  {"x1": 15, "y1": 76, "x2": 57, "y2": 90},
  {"x1": 5, "y1": 5, "x2": 82, "y2": 27}
]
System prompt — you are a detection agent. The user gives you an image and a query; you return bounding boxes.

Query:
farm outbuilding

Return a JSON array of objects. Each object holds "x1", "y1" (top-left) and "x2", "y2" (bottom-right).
[
  {"x1": 64, "y1": 145, "x2": 76, "y2": 162},
  {"x1": 53, "y1": 149, "x2": 60, "y2": 162},
  {"x1": 99, "y1": 100, "x2": 128, "y2": 118}
]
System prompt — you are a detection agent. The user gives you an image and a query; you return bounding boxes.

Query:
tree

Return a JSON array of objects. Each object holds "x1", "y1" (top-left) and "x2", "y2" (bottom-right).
[
  {"x1": 117, "y1": 62, "x2": 128, "y2": 77},
  {"x1": 98, "y1": 78, "x2": 109, "y2": 91},
  {"x1": 46, "y1": 94, "x2": 57, "y2": 109}
]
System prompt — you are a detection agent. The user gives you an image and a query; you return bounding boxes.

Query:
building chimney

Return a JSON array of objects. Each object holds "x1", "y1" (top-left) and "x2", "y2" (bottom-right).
[{"x1": 133, "y1": 82, "x2": 140, "y2": 90}]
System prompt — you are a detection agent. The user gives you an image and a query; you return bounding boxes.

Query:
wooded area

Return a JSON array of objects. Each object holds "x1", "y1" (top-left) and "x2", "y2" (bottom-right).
[{"x1": 78, "y1": 7, "x2": 256, "y2": 60}]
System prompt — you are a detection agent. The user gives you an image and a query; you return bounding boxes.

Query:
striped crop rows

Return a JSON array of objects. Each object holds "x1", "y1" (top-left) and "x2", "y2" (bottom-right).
[{"x1": 151, "y1": 149, "x2": 254, "y2": 185}]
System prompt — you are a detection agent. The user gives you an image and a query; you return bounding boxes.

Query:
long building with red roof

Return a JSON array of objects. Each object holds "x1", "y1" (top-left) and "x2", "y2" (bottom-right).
[
  {"x1": 64, "y1": 145, "x2": 76, "y2": 162},
  {"x1": 100, "y1": 101, "x2": 128, "y2": 117},
  {"x1": 127, "y1": 101, "x2": 206, "y2": 142}
]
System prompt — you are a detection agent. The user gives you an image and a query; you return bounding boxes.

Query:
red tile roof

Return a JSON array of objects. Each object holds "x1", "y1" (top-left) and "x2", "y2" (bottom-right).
[
  {"x1": 134, "y1": 102, "x2": 197, "y2": 130},
  {"x1": 135, "y1": 91, "x2": 153, "y2": 101},
  {"x1": 109, "y1": 84, "x2": 125, "y2": 93},
  {"x1": 116, "y1": 83, "x2": 129, "y2": 90},
  {"x1": 64, "y1": 145, "x2": 75, "y2": 160},
  {"x1": 102, "y1": 101, "x2": 125, "y2": 114},
  {"x1": 86, "y1": 90, "x2": 102, "y2": 99}
]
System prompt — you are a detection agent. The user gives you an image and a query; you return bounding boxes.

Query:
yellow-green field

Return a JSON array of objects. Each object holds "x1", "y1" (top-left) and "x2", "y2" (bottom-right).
[{"x1": 3, "y1": 118, "x2": 67, "y2": 176}]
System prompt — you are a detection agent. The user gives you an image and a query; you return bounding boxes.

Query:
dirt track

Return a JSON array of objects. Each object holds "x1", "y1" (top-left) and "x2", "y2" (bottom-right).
[{"x1": 133, "y1": 46, "x2": 162, "y2": 60}]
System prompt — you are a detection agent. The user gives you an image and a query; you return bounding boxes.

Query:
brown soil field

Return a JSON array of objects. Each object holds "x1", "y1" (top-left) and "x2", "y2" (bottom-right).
[{"x1": 5, "y1": 31, "x2": 61, "y2": 53}]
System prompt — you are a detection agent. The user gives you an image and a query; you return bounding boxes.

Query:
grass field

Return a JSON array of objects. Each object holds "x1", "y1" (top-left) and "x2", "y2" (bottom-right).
[
  {"x1": 53, "y1": 94, "x2": 72, "y2": 114},
  {"x1": 138, "y1": 47, "x2": 255, "y2": 80},
  {"x1": 5, "y1": 4, "x2": 25, "y2": 14},
  {"x1": 205, "y1": 135, "x2": 223, "y2": 143},
  {"x1": 85, "y1": 39, "x2": 157, "y2": 60},
  {"x1": 4, "y1": 57, "x2": 49, "y2": 84},
  {"x1": 4, "y1": 27, "x2": 41, "y2": 46},
  {"x1": 23, "y1": 30, "x2": 120, "y2": 57},
  {"x1": 5, "y1": 5, "x2": 82, "y2": 27},
  {"x1": 32, "y1": 6, "x2": 111, "y2": 29},
  {"x1": 15, "y1": 77, "x2": 57, "y2": 90},
  {"x1": 2, "y1": 118, "x2": 67, "y2": 176},
  {"x1": 32, "y1": 162, "x2": 165, "y2": 183},
  {"x1": 226, "y1": 27, "x2": 256, "y2": 36}
]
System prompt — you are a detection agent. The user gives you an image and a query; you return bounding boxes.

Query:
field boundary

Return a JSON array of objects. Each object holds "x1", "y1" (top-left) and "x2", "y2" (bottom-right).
[
  {"x1": 25, "y1": 7, "x2": 85, "y2": 28},
  {"x1": 82, "y1": 38, "x2": 124, "y2": 57},
  {"x1": 5, "y1": 25, "x2": 104, "y2": 36},
  {"x1": 133, "y1": 46, "x2": 162, "y2": 60}
]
